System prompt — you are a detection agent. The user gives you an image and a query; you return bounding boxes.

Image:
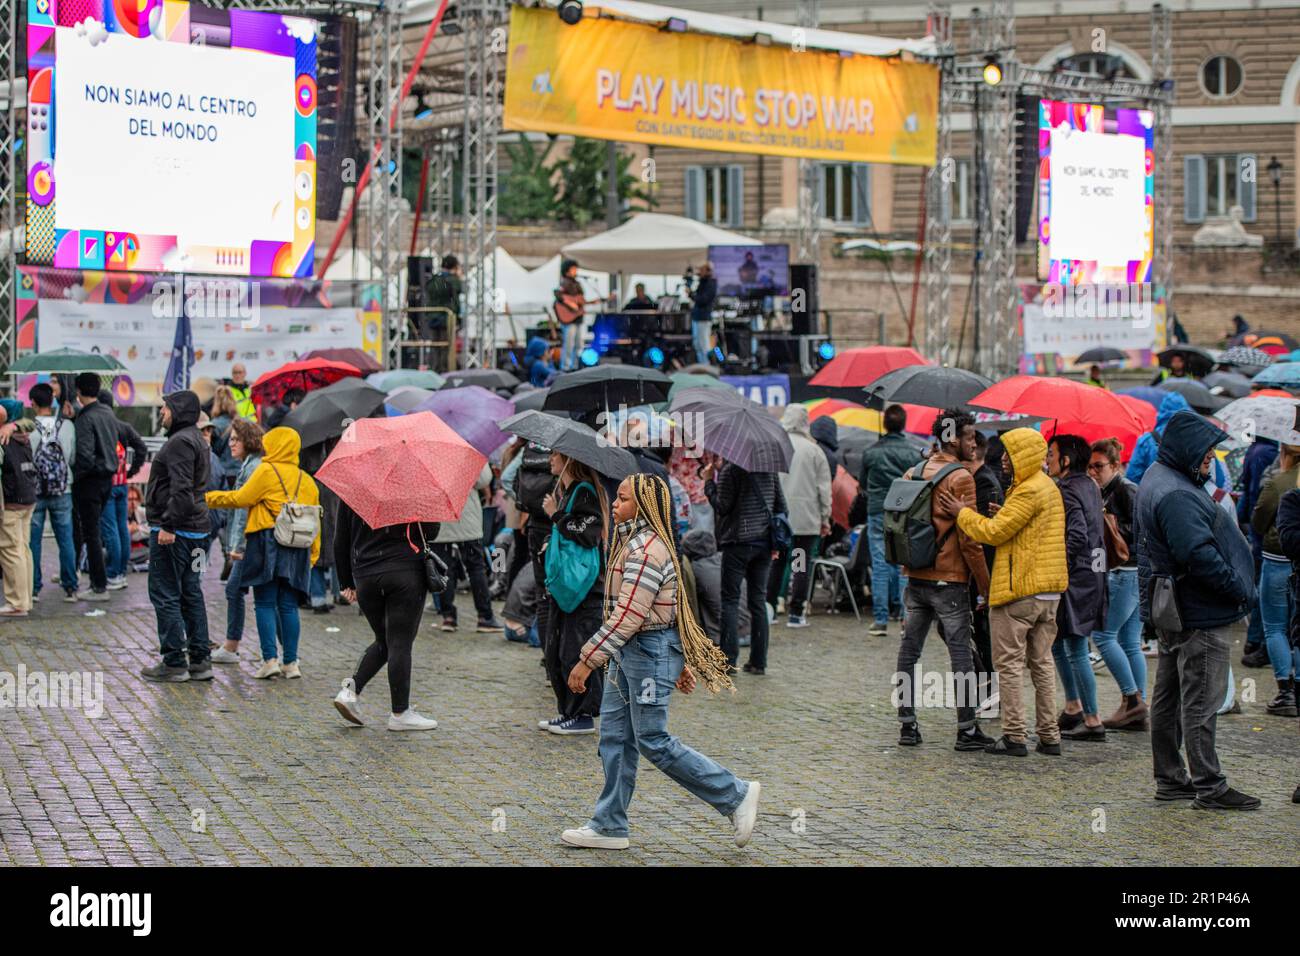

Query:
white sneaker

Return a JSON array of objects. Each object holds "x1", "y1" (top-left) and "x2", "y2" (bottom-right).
[
  {"x1": 786, "y1": 614, "x2": 810, "y2": 628},
  {"x1": 388, "y1": 709, "x2": 437, "y2": 732},
  {"x1": 282, "y1": 662, "x2": 302, "y2": 679},
  {"x1": 211, "y1": 647, "x2": 240, "y2": 664},
  {"x1": 333, "y1": 678, "x2": 363, "y2": 726},
  {"x1": 538, "y1": 715, "x2": 563, "y2": 730},
  {"x1": 254, "y1": 659, "x2": 282, "y2": 680},
  {"x1": 1089, "y1": 650, "x2": 1106, "y2": 672},
  {"x1": 561, "y1": 825, "x2": 629, "y2": 850},
  {"x1": 83, "y1": 589, "x2": 110, "y2": 602},
  {"x1": 106, "y1": 577, "x2": 128, "y2": 591},
  {"x1": 731, "y1": 780, "x2": 761, "y2": 848}
]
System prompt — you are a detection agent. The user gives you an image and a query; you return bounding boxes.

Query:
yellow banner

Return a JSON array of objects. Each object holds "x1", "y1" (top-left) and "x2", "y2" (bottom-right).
[{"x1": 503, "y1": 7, "x2": 938, "y2": 166}]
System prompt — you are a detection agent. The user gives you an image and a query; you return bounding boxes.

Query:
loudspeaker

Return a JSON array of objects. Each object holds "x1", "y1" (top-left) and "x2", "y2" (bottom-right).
[
  {"x1": 790, "y1": 263, "x2": 819, "y2": 335},
  {"x1": 407, "y1": 256, "x2": 434, "y2": 308},
  {"x1": 315, "y1": 15, "x2": 360, "y2": 222},
  {"x1": 1014, "y1": 94, "x2": 1040, "y2": 245}
]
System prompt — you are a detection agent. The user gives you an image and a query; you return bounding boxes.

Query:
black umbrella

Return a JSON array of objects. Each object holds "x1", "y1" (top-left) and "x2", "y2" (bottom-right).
[
  {"x1": 499, "y1": 410, "x2": 638, "y2": 479},
  {"x1": 1203, "y1": 370, "x2": 1253, "y2": 399},
  {"x1": 543, "y1": 365, "x2": 672, "y2": 414},
  {"x1": 863, "y1": 365, "x2": 992, "y2": 410},
  {"x1": 442, "y1": 368, "x2": 521, "y2": 391},
  {"x1": 510, "y1": 387, "x2": 551, "y2": 413},
  {"x1": 669, "y1": 390, "x2": 792, "y2": 473},
  {"x1": 1157, "y1": 346, "x2": 1215, "y2": 378},
  {"x1": 1074, "y1": 347, "x2": 1127, "y2": 365},
  {"x1": 282, "y1": 377, "x2": 387, "y2": 448},
  {"x1": 1158, "y1": 378, "x2": 1229, "y2": 412}
]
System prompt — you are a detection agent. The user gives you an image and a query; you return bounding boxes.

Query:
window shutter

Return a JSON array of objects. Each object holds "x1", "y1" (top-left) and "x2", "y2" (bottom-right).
[
  {"x1": 1237, "y1": 154, "x2": 1257, "y2": 222},
  {"x1": 852, "y1": 163, "x2": 872, "y2": 225},
  {"x1": 685, "y1": 166, "x2": 704, "y2": 221},
  {"x1": 1184, "y1": 155, "x2": 1206, "y2": 223},
  {"x1": 727, "y1": 164, "x2": 744, "y2": 227}
]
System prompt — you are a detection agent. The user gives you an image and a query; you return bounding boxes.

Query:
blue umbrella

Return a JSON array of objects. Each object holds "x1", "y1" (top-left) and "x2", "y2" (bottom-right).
[
  {"x1": 1252, "y1": 362, "x2": 1300, "y2": 389},
  {"x1": 1118, "y1": 385, "x2": 1167, "y2": 410}
]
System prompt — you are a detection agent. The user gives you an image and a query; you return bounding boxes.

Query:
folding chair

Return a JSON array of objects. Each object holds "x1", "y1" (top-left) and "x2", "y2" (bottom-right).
[{"x1": 809, "y1": 524, "x2": 863, "y2": 621}]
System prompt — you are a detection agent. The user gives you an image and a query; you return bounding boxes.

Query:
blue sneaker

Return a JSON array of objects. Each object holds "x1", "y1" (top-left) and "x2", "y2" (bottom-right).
[{"x1": 548, "y1": 715, "x2": 596, "y2": 735}]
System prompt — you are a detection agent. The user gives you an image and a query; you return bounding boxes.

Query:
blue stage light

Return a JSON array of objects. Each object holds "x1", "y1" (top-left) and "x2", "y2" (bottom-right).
[
  {"x1": 646, "y1": 346, "x2": 665, "y2": 367},
  {"x1": 712, "y1": 346, "x2": 725, "y2": 362},
  {"x1": 818, "y1": 341, "x2": 836, "y2": 361},
  {"x1": 580, "y1": 347, "x2": 600, "y2": 367}
]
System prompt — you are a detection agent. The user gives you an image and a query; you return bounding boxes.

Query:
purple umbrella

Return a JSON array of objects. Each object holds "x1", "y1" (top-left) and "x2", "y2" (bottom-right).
[{"x1": 412, "y1": 385, "x2": 513, "y2": 456}]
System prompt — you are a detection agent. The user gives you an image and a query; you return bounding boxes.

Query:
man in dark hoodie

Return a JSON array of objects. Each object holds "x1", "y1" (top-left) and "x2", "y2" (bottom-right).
[
  {"x1": 141, "y1": 390, "x2": 213, "y2": 683},
  {"x1": 1136, "y1": 409, "x2": 1259, "y2": 810},
  {"x1": 71, "y1": 372, "x2": 121, "y2": 601},
  {"x1": 809, "y1": 417, "x2": 839, "y2": 480}
]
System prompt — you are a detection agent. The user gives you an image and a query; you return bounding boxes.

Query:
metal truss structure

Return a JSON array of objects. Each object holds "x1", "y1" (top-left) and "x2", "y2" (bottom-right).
[
  {"x1": 0, "y1": 0, "x2": 398, "y2": 368},
  {"x1": 794, "y1": 0, "x2": 820, "y2": 265},
  {"x1": 919, "y1": 0, "x2": 1174, "y2": 378}
]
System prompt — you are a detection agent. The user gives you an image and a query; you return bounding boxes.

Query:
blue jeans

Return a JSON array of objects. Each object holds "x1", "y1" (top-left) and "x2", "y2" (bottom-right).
[
  {"x1": 587, "y1": 628, "x2": 749, "y2": 838},
  {"x1": 1053, "y1": 632, "x2": 1099, "y2": 716},
  {"x1": 253, "y1": 579, "x2": 301, "y2": 664},
  {"x1": 99, "y1": 484, "x2": 130, "y2": 580},
  {"x1": 309, "y1": 566, "x2": 330, "y2": 608},
  {"x1": 1091, "y1": 569, "x2": 1146, "y2": 697},
  {"x1": 561, "y1": 320, "x2": 583, "y2": 370},
  {"x1": 147, "y1": 530, "x2": 209, "y2": 668},
  {"x1": 1260, "y1": 557, "x2": 1298, "y2": 680},
  {"x1": 866, "y1": 513, "x2": 902, "y2": 626},
  {"x1": 225, "y1": 558, "x2": 248, "y2": 642},
  {"x1": 691, "y1": 319, "x2": 713, "y2": 365},
  {"x1": 30, "y1": 493, "x2": 77, "y2": 593}
]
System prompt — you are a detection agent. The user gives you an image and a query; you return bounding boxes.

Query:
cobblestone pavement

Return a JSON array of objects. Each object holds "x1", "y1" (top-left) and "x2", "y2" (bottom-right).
[{"x1": 1, "y1": 566, "x2": 1297, "y2": 866}]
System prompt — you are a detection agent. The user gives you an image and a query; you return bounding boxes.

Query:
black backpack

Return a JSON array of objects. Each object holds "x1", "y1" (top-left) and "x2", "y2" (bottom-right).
[
  {"x1": 882, "y1": 461, "x2": 964, "y2": 569},
  {"x1": 516, "y1": 442, "x2": 556, "y2": 520},
  {"x1": 2, "y1": 439, "x2": 39, "y2": 507}
]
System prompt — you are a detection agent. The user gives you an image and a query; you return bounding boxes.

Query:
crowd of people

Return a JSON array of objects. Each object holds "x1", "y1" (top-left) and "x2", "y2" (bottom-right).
[{"x1": 3, "y1": 344, "x2": 1298, "y2": 847}]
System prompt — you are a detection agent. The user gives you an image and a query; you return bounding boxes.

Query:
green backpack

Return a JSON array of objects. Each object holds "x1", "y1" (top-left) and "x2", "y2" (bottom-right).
[{"x1": 882, "y1": 462, "x2": 964, "y2": 569}]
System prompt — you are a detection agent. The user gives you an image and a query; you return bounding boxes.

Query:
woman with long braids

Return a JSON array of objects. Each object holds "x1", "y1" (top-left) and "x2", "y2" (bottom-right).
[{"x1": 561, "y1": 474, "x2": 762, "y2": 850}]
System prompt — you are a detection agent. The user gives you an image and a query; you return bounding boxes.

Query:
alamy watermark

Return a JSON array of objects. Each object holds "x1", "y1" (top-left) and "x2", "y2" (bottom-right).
[
  {"x1": 1041, "y1": 281, "x2": 1153, "y2": 326},
  {"x1": 0, "y1": 665, "x2": 105, "y2": 719},
  {"x1": 152, "y1": 277, "x2": 261, "y2": 329}
]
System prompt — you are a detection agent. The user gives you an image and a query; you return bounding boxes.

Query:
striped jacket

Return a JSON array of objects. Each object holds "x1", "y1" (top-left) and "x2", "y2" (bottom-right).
[{"x1": 579, "y1": 520, "x2": 677, "y2": 668}]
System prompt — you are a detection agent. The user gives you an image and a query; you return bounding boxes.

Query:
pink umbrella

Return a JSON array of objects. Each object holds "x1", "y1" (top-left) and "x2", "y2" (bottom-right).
[{"x1": 315, "y1": 412, "x2": 486, "y2": 528}]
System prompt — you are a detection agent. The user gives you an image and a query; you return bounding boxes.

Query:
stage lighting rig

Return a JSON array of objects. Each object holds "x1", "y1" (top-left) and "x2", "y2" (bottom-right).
[{"x1": 557, "y1": 0, "x2": 583, "y2": 25}]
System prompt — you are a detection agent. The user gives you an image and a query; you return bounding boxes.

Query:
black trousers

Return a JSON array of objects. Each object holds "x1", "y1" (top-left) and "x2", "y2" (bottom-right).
[
  {"x1": 766, "y1": 533, "x2": 818, "y2": 617},
  {"x1": 526, "y1": 519, "x2": 553, "y2": 652},
  {"x1": 434, "y1": 540, "x2": 494, "y2": 624},
  {"x1": 722, "y1": 540, "x2": 773, "y2": 668},
  {"x1": 73, "y1": 473, "x2": 113, "y2": 591},
  {"x1": 353, "y1": 564, "x2": 428, "y2": 714},
  {"x1": 544, "y1": 591, "x2": 604, "y2": 719}
]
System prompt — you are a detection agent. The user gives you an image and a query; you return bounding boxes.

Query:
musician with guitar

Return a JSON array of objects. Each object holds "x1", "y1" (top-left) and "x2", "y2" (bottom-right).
[{"x1": 555, "y1": 259, "x2": 601, "y2": 371}]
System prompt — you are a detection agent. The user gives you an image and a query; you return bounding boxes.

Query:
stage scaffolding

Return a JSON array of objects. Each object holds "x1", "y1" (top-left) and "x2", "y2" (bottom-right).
[
  {"x1": 919, "y1": 0, "x2": 1175, "y2": 379},
  {"x1": 0, "y1": 0, "x2": 400, "y2": 368}
]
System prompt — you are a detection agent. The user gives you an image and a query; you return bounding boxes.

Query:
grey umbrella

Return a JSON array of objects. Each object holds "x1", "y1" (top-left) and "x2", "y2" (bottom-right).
[
  {"x1": 499, "y1": 410, "x2": 639, "y2": 479},
  {"x1": 670, "y1": 390, "x2": 792, "y2": 473},
  {"x1": 510, "y1": 387, "x2": 551, "y2": 413},
  {"x1": 1203, "y1": 370, "x2": 1253, "y2": 399},
  {"x1": 864, "y1": 365, "x2": 993, "y2": 410},
  {"x1": 1158, "y1": 378, "x2": 1229, "y2": 412},
  {"x1": 442, "y1": 368, "x2": 521, "y2": 391},
  {"x1": 282, "y1": 377, "x2": 387, "y2": 448}
]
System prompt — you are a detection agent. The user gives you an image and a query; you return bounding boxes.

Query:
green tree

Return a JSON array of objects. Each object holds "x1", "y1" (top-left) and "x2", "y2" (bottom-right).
[
  {"x1": 553, "y1": 137, "x2": 655, "y2": 227},
  {"x1": 499, "y1": 133, "x2": 559, "y2": 223}
]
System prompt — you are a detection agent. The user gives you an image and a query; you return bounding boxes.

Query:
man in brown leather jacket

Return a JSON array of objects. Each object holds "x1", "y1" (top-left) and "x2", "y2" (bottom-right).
[{"x1": 894, "y1": 408, "x2": 992, "y2": 751}]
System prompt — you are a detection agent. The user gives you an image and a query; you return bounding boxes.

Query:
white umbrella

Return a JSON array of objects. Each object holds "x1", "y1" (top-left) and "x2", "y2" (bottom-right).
[{"x1": 1215, "y1": 395, "x2": 1300, "y2": 445}]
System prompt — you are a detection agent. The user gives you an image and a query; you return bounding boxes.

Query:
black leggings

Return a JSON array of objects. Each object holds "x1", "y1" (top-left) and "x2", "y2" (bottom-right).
[{"x1": 352, "y1": 564, "x2": 428, "y2": 714}]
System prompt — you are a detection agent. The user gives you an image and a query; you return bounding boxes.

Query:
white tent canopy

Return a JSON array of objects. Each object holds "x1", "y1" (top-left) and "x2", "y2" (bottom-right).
[{"x1": 561, "y1": 212, "x2": 761, "y2": 275}]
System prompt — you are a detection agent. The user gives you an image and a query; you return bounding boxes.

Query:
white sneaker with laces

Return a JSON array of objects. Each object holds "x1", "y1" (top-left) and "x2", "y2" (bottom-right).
[
  {"x1": 388, "y1": 709, "x2": 437, "y2": 731},
  {"x1": 333, "y1": 678, "x2": 363, "y2": 726},
  {"x1": 254, "y1": 659, "x2": 282, "y2": 680},
  {"x1": 731, "y1": 780, "x2": 762, "y2": 848},
  {"x1": 538, "y1": 715, "x2": 563, "y2": 730},
  {"x1": 106, "y1": 577, "x2": 128, "y2": 591},
  {"x1": 561, "y1": 826, "x2": 629, "y2": 850},
  {"x1": 211, "y1": 647, "x2": 240, "y2": 664}
]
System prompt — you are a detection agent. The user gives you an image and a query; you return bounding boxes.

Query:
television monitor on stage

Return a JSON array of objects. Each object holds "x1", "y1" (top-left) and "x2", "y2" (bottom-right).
[
  {"x1": 25, "y1": 1, "x2": 318, "y2": 278},
  {"x1": 709, "y1": 244, "x2": 790, "y2": 298}
]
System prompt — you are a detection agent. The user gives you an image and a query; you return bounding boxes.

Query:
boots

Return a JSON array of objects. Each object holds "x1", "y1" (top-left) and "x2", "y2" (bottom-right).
[
  {"x1": 1265, "y1": 678, "x2": 1298, "y2": 717},
  {"x1": 1103, "y1": 692, "x2": 1150, "y2": 730}
]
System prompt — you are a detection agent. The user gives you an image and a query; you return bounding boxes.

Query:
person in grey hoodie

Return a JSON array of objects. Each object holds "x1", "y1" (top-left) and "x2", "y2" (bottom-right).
[{"x1": 767, "y1": 405, "x2": 831, "y2": 628}]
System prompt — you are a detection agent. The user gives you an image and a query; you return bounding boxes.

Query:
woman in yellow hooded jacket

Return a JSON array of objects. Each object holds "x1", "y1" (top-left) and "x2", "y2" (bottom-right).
[{"x1": 206, "y1": 427, "x2": 321, "y2": 680}]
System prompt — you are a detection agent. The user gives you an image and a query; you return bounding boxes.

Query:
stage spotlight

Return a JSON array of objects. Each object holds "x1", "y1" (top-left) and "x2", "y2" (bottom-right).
[
  {"x1": 982, "y1": 56, "x2": 1002, "y2": 86},
  {"x1": 664, "y1": 16, "x2": 688, "y2": 32},
  {"x1": 580, "y1": 347, "x2": 600, "y2": 367},
  {"x1": 441, "y1": 3, "x2": 462, "y2": 35},
  {"x1": 557, "y1": 0, "x2": 583, "y2": 25},
  {"x1": 712, "y1": 345, "x2": 725, "y2": 363},
  {"x1": 818, "y1": 341, "x2": 836, "y2": 362}
]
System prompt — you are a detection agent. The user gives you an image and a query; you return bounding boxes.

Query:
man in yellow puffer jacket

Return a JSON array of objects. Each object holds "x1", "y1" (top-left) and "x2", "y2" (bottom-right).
[{"x1": 937, "y1": 427, "x2": 1068, "y2": 756}]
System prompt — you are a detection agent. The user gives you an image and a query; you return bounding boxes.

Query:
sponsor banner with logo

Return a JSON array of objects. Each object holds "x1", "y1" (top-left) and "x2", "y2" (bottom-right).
[{"x1": 503, "y1": 6, "x2": 938, "y2": 165}]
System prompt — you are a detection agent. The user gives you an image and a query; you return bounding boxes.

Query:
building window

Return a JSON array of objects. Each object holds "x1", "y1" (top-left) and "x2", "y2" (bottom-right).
[
  {"x1": 685, "y1": 165, "x2": 744, "y2": 227},
  {"x1": 819, "y1": 163, "x2": 871, "y2": 224},
  {"x1": 944, "y1": 158, "x2": 974, "y2": 224},
  {"x1": 1055, "y1": 52, "x2": 1135, "y2": 80},
  {"x1": 1200, "y1": 55, "x2": 1243, "y2": 98},
  {"x1": 1184, "y1": 153, "x2": 1256, "y2": 223}
]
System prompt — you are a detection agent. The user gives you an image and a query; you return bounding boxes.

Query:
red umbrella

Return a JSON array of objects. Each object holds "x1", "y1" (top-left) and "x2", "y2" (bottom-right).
[
  {"x1": 1115, "y1": 394, "x2": 1157, "y2": 433},
  {"x1": 974, "y1": 375, "x2": 1147, "y2": 461},
  {"x1": 301, "y1": 347, "x2": 383, "y2": 376},
  {"x1": 314, "y1": 412, "x2": 487, "y2": 528},
  {"x1": 251, "y1": 359, "x2": 362, "y2": 407},
  {"x1": 808, "y1": 346, "x2": 929, "y2": 388}
]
